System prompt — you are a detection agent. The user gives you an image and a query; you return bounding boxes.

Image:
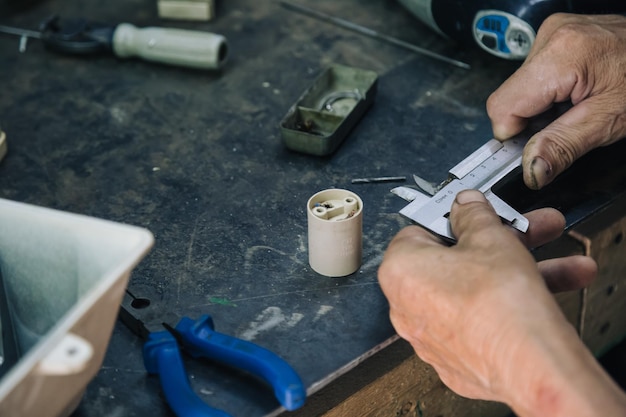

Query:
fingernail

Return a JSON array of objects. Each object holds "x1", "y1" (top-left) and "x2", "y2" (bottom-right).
[
  {"x1": 530, "y1": 157, "x2": 552, "y2": 190},
  {"x1": 455, "y1": 190, "x2": 485, "y2": 205}
]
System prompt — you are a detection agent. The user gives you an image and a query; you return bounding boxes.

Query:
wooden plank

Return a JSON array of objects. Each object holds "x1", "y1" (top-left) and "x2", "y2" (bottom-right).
[
  {"x1": 554, "y1": 194, "x2": 626, "y2": 354},
  {"x1": 319, "y1": 347, "x2": 510, "y2": 417}
]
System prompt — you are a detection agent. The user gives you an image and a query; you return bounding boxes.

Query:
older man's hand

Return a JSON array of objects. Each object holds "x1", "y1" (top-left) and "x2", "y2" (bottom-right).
[
  {"x1": 377, "y1": 191, "x2": 626, "y2": 417},
  {"x1": 487, "y1": 13, "x2": 626, "y2": 190}
]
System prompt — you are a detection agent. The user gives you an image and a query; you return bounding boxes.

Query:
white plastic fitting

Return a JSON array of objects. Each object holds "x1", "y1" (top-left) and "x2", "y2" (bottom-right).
[{"x1": 307, "y1": 189, "x2": 363, "y2": 277}]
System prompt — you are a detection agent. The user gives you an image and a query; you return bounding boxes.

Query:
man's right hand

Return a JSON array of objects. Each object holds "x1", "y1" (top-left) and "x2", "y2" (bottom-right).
[
  {"x1": 487, "y1": 13, "x2": 626, "y2": 190},
  {"x1": 378, "y1": 191, "x2": 626, "y2": 417}
]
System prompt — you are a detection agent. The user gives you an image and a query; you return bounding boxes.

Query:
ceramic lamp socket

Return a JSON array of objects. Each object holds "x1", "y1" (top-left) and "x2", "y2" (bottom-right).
[{"x1": 307, "y1": 189, "x2": 363, "y2": 277}]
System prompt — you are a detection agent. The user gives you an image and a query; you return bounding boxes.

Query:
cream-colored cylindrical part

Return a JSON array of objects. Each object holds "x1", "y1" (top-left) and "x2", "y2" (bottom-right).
[
  {"x1": 112, "y1": 23, "x2": 228, "y2": 70},
  {"x1": 307, "y1": 189, "x2": 363, "y2": 277}
]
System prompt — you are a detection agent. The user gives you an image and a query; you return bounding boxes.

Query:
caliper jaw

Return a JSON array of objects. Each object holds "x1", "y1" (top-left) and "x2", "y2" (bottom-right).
[
  {"x1": 393, "y1": 138, "x2": 529, "y2": 242},
  {"x1": 395, "y1": 181, "x2": 528, "y2": 242}
]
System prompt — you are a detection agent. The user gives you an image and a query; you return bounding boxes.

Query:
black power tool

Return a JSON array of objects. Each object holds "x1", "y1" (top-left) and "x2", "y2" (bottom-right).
[{"x1": 398, "y1": 0, "x2": 626, "y2": 59}]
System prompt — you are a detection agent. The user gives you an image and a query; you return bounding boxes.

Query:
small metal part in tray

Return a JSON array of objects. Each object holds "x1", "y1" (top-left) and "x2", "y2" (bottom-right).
[{"x1": 280, "y1": 63, "x2": 378, "y2": 156}]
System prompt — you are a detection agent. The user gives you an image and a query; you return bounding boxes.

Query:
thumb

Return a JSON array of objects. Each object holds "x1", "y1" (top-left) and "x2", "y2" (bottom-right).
[
  {"x1": 522, "y1": 96, "x2": 626, "y2": 190},
  {"x1": 449, "y1": 190, "x2": 506, "y2": 247}
]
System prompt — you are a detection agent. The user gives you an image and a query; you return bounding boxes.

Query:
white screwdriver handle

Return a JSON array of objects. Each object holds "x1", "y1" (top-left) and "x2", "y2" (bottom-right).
[{"x1": 112, "y1": 23, "x2": 227, "y2": 70}]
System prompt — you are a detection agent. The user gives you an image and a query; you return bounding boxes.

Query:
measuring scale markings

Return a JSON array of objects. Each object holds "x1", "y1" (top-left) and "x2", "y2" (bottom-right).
[{"x1": 400, "y1": 138, "x2": 528, "y2": 240}]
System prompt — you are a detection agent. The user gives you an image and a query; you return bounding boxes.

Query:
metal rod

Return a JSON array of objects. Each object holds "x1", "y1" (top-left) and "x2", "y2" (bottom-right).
[
  {"x1": 0, "y1": 24, "x2": 42, "y2": 39},
  {"x1": 280, "y1": 1, "x2": 471, "y2": 70},
  {"x1": 18, "y1": 36, "x2": 28, "y2": 53},
  {"x1": 352, "y1": 176, "x2": 406, "y2": 184}
]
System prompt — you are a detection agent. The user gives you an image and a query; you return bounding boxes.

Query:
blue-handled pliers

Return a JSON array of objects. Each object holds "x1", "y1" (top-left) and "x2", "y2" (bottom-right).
[{"x1": 119, "y1": 291, "x2": 306, "y2": 417}]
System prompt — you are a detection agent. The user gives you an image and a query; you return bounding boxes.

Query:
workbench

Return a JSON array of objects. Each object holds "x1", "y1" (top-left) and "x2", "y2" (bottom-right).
[{"x1": 1, "y1": 1, "x2": 626, "y2": 416}]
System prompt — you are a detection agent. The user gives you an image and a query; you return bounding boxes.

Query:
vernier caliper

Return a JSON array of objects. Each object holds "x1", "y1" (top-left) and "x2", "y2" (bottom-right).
[{"x1": 393, "y1": 136, "x2": 529, "y2": 242}]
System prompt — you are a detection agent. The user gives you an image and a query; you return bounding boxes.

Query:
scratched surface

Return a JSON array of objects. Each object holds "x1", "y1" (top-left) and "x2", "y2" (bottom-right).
[{"x1": 0, "y1": 0, "x2": 519, "y2": 415}]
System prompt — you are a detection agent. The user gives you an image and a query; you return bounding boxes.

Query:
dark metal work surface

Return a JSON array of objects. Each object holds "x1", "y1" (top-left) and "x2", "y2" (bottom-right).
[{"x1": 0, "y1": 0, "x2": 532, "y2": 416}]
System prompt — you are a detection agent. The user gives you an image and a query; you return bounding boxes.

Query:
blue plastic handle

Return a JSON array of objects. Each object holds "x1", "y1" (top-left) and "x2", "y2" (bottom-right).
[
  {"x1": 143, "y1": 331, "x2": 232, "y2": 417},
  {"x1": 175, "y1": 315, "x2": 306, "y2": 411}
]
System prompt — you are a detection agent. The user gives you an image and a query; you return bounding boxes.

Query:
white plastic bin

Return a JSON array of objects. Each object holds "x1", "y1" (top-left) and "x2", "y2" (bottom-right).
[{"x1": 0, "y1": 198, "x2": 154, "y2": 417}]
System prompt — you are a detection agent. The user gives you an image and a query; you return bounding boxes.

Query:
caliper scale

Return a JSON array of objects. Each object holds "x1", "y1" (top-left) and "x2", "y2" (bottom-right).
[{"x1": 395, "y1": 137, "x2": 529, "y2": 241}]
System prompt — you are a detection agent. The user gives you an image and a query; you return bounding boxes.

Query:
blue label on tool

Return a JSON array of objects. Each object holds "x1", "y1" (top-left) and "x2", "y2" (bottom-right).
[{"x1": 476, "y1": 14, "x2": 510, "y2": 53}]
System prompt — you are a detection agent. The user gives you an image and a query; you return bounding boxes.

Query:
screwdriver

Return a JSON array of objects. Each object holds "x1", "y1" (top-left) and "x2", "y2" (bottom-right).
[{"x1": 0, "y1": 15, "x2": 228, "y2": 70}]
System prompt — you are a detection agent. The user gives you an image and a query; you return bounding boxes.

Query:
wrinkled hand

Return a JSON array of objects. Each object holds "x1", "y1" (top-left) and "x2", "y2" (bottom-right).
[
  {"x1": 487, "y1": 13, "x2": 626, "y2": 190},
  {"x1": 378, "y1": 190, "x2": 597, "y2": 411}
]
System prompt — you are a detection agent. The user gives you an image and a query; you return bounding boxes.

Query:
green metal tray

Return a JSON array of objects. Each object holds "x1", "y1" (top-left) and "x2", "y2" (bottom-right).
[{"x1": 280, "y1": 64, "x2": 378, "y2": 156}]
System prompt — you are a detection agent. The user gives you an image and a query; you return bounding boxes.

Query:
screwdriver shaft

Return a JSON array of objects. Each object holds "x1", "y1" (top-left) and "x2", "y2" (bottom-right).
[{"x1": 280, "y1": 1, "x2": 471, "y2": 70}]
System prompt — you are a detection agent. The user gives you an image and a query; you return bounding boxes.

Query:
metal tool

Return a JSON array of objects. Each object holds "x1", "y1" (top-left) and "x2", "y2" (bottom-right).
[
  {"x1": 0, "y1": 15, "x2": 228, "y2": 70},
  {"x1": 398, "y1": 0, "x2": 626, "y2": 60},
  {"x1": 351, "y1": 176, "x2": 406, "y2": 184},
  {"x1": 119, "y1": 291, "x2": 306, "y2": 417},
  {"x1": 279, "y1": 1, "x2": 470, "y2": 70},
  {"x1": 392, "y1": 136, "x2": 529, "y2": 242}
]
